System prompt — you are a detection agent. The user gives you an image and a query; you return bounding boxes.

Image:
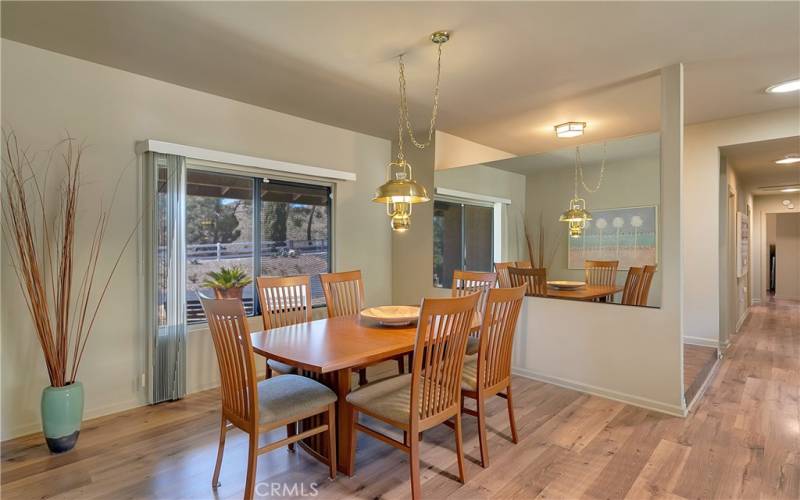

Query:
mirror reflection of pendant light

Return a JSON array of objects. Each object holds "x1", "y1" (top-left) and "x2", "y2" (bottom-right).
[
  {"x1": 373, "y1": 31, "x2": 450, "y2": 232},
  {"x1": 560, "y1": 143, "x2": 606, "y2": 238}
]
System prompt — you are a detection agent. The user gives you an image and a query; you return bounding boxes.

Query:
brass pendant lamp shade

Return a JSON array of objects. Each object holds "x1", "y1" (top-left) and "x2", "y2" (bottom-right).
[
  {"x1": 560, "y1": 198, "x2": 592, "y2": 238},
  {"x1": 374, "y1": 31, "x2": 448, "y2": 231}
]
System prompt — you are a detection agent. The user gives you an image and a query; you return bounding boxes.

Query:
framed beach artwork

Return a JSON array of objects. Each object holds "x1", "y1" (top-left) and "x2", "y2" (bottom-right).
[{"x1": 568, "y1": 205, "x2": 658, "y2": 270}]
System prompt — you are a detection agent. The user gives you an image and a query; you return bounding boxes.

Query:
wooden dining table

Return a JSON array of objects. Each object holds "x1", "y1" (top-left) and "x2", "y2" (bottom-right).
[
  {"x1": 251, "y1": 314, "x2": 417, "y2": 476},
  {"x1": 545, "y1": 284, "x2": 623, "y2": 301}
]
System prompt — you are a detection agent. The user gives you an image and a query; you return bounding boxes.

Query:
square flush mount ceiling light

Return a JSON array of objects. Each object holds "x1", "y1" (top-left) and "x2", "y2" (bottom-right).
[
  {"x1": 775, "y1": 154, "x2": 800, "y2": 165},
  {"x1": 766, "y1": 79, "x2": 800, "y2": 93},
  {"x1": 555, "y1": 121, "x2": 586, "y2": 138}
]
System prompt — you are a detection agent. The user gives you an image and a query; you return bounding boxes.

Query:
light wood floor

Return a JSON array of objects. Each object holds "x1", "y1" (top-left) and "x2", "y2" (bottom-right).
[
  {"x1": 2, "y1": 299, "x2": 798, "y2": 499},
  {"x1": 683, "y1": 343, "x2": 718, "y2": 403}
]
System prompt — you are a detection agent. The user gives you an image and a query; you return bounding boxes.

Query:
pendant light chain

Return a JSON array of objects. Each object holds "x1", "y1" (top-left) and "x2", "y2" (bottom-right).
[
  {"x1": 575, "y1": 142, "x2": 607, "y2": 194},
  {"x1": 397, "y1": 40, "x2": 443, "y2": 154}
]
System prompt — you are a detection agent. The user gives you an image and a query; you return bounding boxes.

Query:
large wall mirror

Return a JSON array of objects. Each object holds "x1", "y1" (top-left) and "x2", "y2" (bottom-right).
[{"x1": 434, "y1": 132, "x2": 662, "y2": 308}]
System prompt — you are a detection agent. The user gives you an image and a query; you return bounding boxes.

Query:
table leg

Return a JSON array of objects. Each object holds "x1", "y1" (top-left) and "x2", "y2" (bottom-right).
[{"x1": 336, "y1": 367, "x2": 355, "y2": 476}]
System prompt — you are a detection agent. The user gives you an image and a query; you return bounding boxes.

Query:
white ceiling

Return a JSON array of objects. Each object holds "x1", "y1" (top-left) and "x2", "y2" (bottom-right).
[
  {"x1": 480, "y1": 132, "x2": 660, "y2": 175},
  {"x1": 721, "y1": 136, "x2": 800, "y2": 194},
  {"x1": 2, "y1": 2, "x2": 798, "y2": 155}
]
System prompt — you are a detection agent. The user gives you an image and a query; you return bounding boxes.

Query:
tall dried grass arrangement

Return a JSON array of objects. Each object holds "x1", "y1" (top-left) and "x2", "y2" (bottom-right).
[
  {"x1": 1, "y1": 131, "x2": 135, "y2": 387},
  {"x1": 523, "y1": 211, "x2": 560, "y2": 269}
]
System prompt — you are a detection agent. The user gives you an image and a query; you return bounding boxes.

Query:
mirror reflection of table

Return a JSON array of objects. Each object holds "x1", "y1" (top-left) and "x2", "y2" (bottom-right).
[{"x1": 544, "y1": 284, "x2": 623, "y2": 301}]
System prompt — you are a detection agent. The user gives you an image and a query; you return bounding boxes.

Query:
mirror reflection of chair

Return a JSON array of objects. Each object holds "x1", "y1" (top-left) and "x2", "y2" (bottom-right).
[
  {"x1": 494, "y1": 262, "x2": 516, "y2": 288},
  {"x1": 638, "y1": 265, "x2": 657, "y2": 306},
  {"x1": 585, "y1": 260, "x2": 619, "y2": 301},
  {"x1": 201, "y1": 297, "x2": 337, "y2": 500},
  {"x1": 460, "y1": 285, "x2": 526, "y2": 467},
  {"x1": 620, "y1": 267, "x2": 644, "y2": 305},
  {"x1": 320, "y1": 270, "x2": 405, "y2": 383},
  {"x1": 508, "y1": 267, "x2": 548, "y2": 297},
  {"x1": 345, "y1": 293, "x2": 480, "y2": 500},
  {"x1": 514, "y1": 260, "x2": 533, "y2": 269}
]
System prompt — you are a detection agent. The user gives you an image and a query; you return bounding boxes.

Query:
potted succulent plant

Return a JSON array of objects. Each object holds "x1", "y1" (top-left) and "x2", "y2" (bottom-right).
[
  {"x1": 1, "y1": 131, "x2": 135, "y2": 453},
  {"x1": 202, "y1": 265, "x2": 253, "y2": 299}
]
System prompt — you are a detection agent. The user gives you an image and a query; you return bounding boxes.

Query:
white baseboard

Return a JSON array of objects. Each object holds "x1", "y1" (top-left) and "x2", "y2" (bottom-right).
[
  {"x1": 511, "y1": 367, "x2": 686, "y2": 417},
  {"x1": 3, "y1": 398, "x2": 144, "y2": 441},
  {"x1": 683, "y1": 336, "x2": 719, "y2": 348}
]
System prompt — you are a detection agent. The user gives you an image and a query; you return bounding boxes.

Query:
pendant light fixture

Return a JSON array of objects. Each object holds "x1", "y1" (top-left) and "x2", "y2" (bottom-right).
[
  {"x1": 560, "y1": 143, "x2": 606, "y2": 238},
  {"x1": 373, "y1": 31, "x2": 449, "y2": 231}
]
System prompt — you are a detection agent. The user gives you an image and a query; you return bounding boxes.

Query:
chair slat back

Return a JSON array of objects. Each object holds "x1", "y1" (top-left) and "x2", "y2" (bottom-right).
[
  {"x1": 256, "y1": 275, "x2": 312, "y2": 330},
  {"x1": 201, "y1": 298, "x2": 258, "y2": 427},
  {"x1": 494, "y1": 262, "x2": 515, "y2": 288},
  {"x1": 621, "y1": 267, "x2": 644, "y2": 305},
  {"x1": 320, "y1": 270, "x2": 365, "y2": 317},
  {"x1": 509, "y1": 267, "x2": 548, "y2": 297},
  {"x1": 477, "y1": 286, "x2": 526, "y2": 390},
  {"x1": 638, "y1": 265, "x2": 657, "y2": 306},
  {"x1": 584, "y1": 260, "x2": 619, "y2": 286},
  {"x1": 452, "y1": 270, "x2": 496, "y2": 313},
  {"x1": 514, "y1": 261, "x2": 533, "y2": 269},
  {"x1": 411, "y1": 293, "x2": 479, "y2": 424}
]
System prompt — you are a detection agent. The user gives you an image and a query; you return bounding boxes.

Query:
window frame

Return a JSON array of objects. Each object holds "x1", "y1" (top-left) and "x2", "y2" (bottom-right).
[
  {"x1": 433, "y1": 194, "x2": 502, "y2": 288},
  {"x1": 184, "y1": 159, "x2": 335, "y2": 330}
]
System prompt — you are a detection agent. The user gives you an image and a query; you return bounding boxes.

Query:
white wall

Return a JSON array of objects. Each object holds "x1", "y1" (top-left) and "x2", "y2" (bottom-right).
[
  {"x1": 683, "y1": 107, "x2": 799, "y2": 347},
  {"x1": 752, "y1": 194, "x2": 800, "y2": 304},
  {"x1": 1, "y1": 40, "x2": 392, "y2": 439},
  {"x1": 775, "y1": 213, "x2": 800, "y2": 300},
  {"x1": 434, "y1": 131, "x2": 515, "y2": 171},
  {"x1": 513, "y1": 65, "x2": 685, "y2": 415}
]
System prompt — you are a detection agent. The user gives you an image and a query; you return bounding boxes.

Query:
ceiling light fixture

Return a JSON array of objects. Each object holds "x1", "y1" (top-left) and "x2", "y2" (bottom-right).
[
  {"x1": 555, "y1": 121, "x2": 587, "y2": 138},
  {"x1": 775, "y1": 154, "x2": 800, "y2": 164},
  {"x1": 374, "y1": 31, "x2": 450, "y2": 232},
  {"x1": 765, "y1": 78, "x2": 800, "y2": 94}
]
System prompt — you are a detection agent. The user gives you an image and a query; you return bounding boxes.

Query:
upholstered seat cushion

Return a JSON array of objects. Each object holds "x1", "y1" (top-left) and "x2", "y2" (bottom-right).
[
  {"x1": 461, "y1": 355, "x2": 478, "y2": 391},
  {"x1": 346, "y1": 374, "x2": 413, "y2": 424},
  {"x1": 257, "y1": 374, "x2": 336, "y2": 425},
  {"x1": 465, "y1": 336, "x2": 479, "y2": 355},
  {"x1": 267, "y1": 358, "x2": 297, "y2": 375}
]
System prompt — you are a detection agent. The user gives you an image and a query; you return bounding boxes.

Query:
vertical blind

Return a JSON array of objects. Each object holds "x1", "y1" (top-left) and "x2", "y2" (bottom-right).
[{"x1": 148, "y1": 152, "x2": 187, "y2": 403}]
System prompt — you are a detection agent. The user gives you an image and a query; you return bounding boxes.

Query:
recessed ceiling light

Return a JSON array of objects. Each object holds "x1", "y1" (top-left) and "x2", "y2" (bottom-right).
[
  {"x1": 781, "y1": 188, "x2": 800, "y2": 193},
  {"x1": 765, "y1": 79, "x2": 800, "y2": 94},
  {"x1": 555, "y1": 122, "x2": 586, "y2": 138},
  {"x1": 775, "y1": 154, "x2": 800, "y2": 164}
]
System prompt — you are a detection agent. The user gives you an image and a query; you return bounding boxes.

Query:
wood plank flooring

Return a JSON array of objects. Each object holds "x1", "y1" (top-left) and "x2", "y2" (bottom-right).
[
  {"x1": 683, "y1": 343, "x2": 718, "y2": 403},
  {"x1": 2, "y1": 299, "x2": 798, "y2": 499}
]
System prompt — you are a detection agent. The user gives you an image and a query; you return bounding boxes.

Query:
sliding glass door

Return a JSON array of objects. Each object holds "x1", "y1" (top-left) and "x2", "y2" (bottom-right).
[{"x1": 433, "y1": 199, "x2": 494, "y2": 288}]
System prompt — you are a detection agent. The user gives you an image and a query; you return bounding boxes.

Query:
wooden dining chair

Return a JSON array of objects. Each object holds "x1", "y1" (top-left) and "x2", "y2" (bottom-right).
[
  {"x1": 460, "y1": 285, "x2": 526, "y2": 467},
  {"x1": 509, "y1": 267, "x2": 548, "y2": 297},
  {"x1": 514, "y1": 260, "x2": 533, "y2": 269},
  {"x1": 320, "y1": 270, "x2": 404, "y2": 383},
  {"x1": 201, "y1": 298, "x2": 337, "y2": 500},
  {"x1": 584, "y1": 260, "x2": 619, "y2": 301},
  {"x1": 638, "y1": 265, "x2": 657, "y2": 306},
  {"x1": 345, "y1": 292, "x2": 480, "y2": 500},
  {"x1": 494, "y1": 262, "x2": 516, "y2": 288},
  {"x1": 255, "y1": 275, "x2": 312, "y2": 379},
  {"x1": 620, "y1": 267, "x2": 644, "y2": 305},
  {"x1": 453, "y1": 270, "x2": 497, "y2": 356}
]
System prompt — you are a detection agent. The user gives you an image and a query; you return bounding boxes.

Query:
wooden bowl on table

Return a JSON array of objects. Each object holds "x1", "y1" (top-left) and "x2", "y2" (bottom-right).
[{"x1": 360, "y1": 305, "x2": 420, "y2": 326}]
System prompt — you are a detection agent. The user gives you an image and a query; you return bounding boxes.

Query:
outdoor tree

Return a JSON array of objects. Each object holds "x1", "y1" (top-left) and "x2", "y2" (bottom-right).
[{"x1": 186, "y1": 197, "x2": 244, "y2": 245}]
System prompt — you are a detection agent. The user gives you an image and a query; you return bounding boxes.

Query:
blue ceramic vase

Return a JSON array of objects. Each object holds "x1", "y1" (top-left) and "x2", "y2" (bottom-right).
[{"x1": 41, "y1": 382, "x2": 84, "y2": 453}]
